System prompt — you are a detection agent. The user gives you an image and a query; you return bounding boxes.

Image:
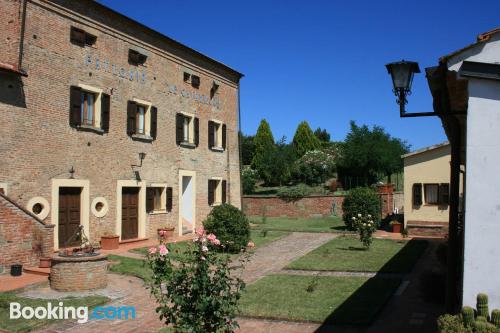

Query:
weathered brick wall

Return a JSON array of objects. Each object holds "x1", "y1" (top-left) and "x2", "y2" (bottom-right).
[
  {"x1": 0, "y1": 0, "x2": 22, "y2": 67},
  {"x1": 50, "y1": 255, "x2": 107, "y2": 291},
  {"x1": 0, "y1": 0, "x2": 241, "y2": 244},
  {"x1": 0, "y1": 194, "x2": 54, "y2": 274},
  {"x1": 242, "y1": 195, "x2": 345, "y2": 218}
]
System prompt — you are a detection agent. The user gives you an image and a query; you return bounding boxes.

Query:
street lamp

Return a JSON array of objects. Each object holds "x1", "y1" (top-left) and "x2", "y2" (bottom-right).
[{"x1": 385, "y1": 60, "x2": 422, "y2": 117}]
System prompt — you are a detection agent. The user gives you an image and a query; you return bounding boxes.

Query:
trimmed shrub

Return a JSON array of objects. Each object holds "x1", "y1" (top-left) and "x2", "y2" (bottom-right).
[
  {"x1": 277, "y1": 184, "x2": 312, "y2": 201},
  {"x1": 342, "y1": 187, "x2": 381, "y2": 229},
  {"x1": 203, "y1": 204, "x2": 250, "y2": 253}
]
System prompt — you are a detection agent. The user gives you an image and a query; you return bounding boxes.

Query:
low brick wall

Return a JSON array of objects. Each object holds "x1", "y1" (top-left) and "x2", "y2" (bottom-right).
[
  {"x1": 50, "y1": 254, "x2": 108, "y2": 291},
  {"x1": 407, "y1": 221, "x2": 448, "y2": 238},
  {"x1": 242, "y1": 195, "x2": 344, "y2": 218},
  {"x1": 0, "y1": 193, "x2": 54, "y2": 274}
]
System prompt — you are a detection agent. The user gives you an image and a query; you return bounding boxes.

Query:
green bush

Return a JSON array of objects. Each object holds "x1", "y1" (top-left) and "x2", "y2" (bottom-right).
[
  {"x1": 203, "y1": 204, "x2": 250, "y2": 253},
  {"x1": 342, "y1": 187, "x2": 381, "y2": 229},
  {"x1": 291, "y1": 149, "x2": 336, "y2": 185},
  {"x1": 242, "y1": 166, "x2": 258, "y2": 194},
  {"x1": 437, "y1": 314, "x2": 472, "y2": 333},
  {"x1": 277, "y1": 184, "x2": 312, "y2": 200}
]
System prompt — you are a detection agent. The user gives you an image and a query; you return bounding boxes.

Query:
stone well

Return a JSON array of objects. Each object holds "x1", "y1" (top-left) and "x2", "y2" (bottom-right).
[{"x1": 50, "y1": 253, "x2": 108, "y2": 291}]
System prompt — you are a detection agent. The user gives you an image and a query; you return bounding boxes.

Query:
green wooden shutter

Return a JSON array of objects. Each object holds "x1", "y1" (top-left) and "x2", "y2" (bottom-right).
[
  {"x1": 150, "y1": 106, "x2": 157, "y2": 139},
  {"x1": 194, "y1": 117, "x2": 199, "y2": 147},
  {"x1": 208, "y1": 121, "x2": 214, "y2": 148},
  {"x1": 176, "y1": 113, "x2": 184, "y2": 145},
  {"x1": 222, "y1": 124, "x2": 227, "y2": 150},
  {"x1": 208, "y1": 180, "x2": 214, "y2": 206},
  {"x1": 222, "y1": 180, "x2": 227, "y2": 204},
  {"x1": 126, "y1": 101, "x2": 136, "y2": 135},
  {"x1": 166, "y1": 187, "x2": 173, "y2": 212}
]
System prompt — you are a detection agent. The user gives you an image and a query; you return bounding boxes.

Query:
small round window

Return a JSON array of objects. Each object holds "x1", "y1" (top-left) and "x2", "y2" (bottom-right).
[
  {"x1": 91, "y1": 197, "x2": 108, "y2": 218},
  {"x1": 32, "y1": 203, "x2": 43, "y2": 215}
]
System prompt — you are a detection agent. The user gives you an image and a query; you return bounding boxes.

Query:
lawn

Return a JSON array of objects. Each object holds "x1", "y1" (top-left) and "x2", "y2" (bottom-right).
[
  {"x1": 0, "y1": 292, "x2": 109, "y2": 333},
  {"x1": 239, "y1": 274, "x2": 401, "y2": 324},
  {"x1": 249, "y1": 216, "x2": 351, "y2": 233},
  {"x1": 130, "y1": 230, "x2": 290, "y2": 257},
  {"x1": 287, "y1": 236, "x2": 428, "y2": 273},
  {"x1": 108, "y1": 254, "x2": 151, "y2": 281}
]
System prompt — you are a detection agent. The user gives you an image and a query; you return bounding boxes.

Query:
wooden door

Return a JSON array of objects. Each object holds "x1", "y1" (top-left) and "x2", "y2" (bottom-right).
[
  {"x1": 121, "y1": 187, "x2": 139, "y2": 240},
  {"x1": 59, "y1": 187, "x2": 81, "y2": 248}
]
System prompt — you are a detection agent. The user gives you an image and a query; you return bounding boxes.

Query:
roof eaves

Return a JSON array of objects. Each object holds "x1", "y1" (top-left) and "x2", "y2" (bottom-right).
[
  {"x1": 402, "y1": 141, "x2": 450, "y2": 158},
  {"x1": 439, "y1": 28, "x2": 500, "y2": 64}
]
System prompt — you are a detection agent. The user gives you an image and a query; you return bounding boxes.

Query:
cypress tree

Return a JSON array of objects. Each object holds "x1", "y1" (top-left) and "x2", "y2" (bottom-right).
[
  {"x1": 292, "y1": 121, "x2": 321, "y2": 157},
  {"x1": 251, "y1": 119, "x2": 275, "y2": 172}
]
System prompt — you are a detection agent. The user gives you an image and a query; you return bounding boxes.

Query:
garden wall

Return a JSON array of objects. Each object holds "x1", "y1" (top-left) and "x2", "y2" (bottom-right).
[
  {"x1": 243, "y1": 188, "x2": 403, "y2": 219},
  {"x1": 0, "y1": 193, "x2": 54, "y2": 274}
]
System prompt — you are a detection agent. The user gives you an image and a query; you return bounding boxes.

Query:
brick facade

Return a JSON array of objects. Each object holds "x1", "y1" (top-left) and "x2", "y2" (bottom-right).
[
  {"x1": 0, "y1": 0, "x2": 242, "y2": 249},
  {"x1": 0, "y1": 193, "x2": 54, "y2": 274}
]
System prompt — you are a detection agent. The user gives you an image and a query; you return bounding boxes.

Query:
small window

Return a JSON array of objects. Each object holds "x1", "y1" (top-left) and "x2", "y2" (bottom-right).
[
  {"x1": 81, "y1": 91, "x2": 96, "y2": 126},
  {"x1": 191, "y1": 75, "x2": 200, "y2": 89},
  {"x1": 146, "y1": 187, "x2": 166, "y2": 212},
  {"x1": 183, "y1": 72, "x2": 191, "y2": 83},
  {"x1": 424, "y1": 184, "x2": 439, "y2": 205},
  {"x1": 128, "y1": 49, "x2": 147, "y2": 66},
  {"x1": 70, "y1": 27, "x2": 96, "y2": 47},
  {"x1": 210, "y1": 81, "x2": 219, "y2": 99},
  {"x1": 208, "y1": 179, "x2": 227, "y2": 206},
  {"x1": 176, "y1": 113, "x2": 199, "y2": 147}
]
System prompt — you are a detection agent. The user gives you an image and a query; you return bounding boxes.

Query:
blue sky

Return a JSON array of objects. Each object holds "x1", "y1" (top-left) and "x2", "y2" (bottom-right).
[{"x1": 99, "y1": 0, "x2": 500, "y2": 150}]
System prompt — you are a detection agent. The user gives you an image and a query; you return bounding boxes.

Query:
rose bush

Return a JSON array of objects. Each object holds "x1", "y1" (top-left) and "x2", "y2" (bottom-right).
[
  {"x1": 291, "y1": 149, "x2": 336, "y2": 185},
  {"x1": 352, "y1": 214, "x2": 377, "y2": 249},
  {"x1": 147, "y1": 227, "x2": 246, "y2": 333}
]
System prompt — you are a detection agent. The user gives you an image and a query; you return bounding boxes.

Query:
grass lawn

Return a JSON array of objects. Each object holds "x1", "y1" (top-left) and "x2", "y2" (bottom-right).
[
  {"x1": 249, "y1": 216, "x2": 351, "y2": 233},
  {"x1": 287, "y1": 236, "x2": 428, "y2": 273},
  {"x1": 239, "y1": 274, "x2": 401, "y2": 324},
  {"x1": 0, "y1": 293, "x2": 109, "y2": 333},
  {"x1": 130, "y1": 230, "x2": 291, "y2": 257},
  {"x1": 107, "y1": 254, "x2": 151, "y2": 281}
]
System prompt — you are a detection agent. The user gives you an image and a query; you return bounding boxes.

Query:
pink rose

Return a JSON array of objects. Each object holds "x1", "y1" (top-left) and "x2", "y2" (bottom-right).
[
  {"x1": 148, "y1": 247, "x2": 157, "y2": 254},
  {"x1": 158, "y1": 245, "x2": 169, "y2": 256},
  {"x1": 213, "y1": 239, "x2": 221, "y2": 246},
  {"x1": 207, "y1": 233, "x2": 217, "y2": 242},
  {"x1": 196, "y1": 227, "x2": 205, "y2": 237},
  {"x1": 247, "y1": 241, "x2": 255, "y2": 248}
]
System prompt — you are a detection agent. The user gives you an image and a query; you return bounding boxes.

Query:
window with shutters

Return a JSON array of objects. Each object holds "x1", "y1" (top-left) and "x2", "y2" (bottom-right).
[
  {"x1": 412, "y1": 183, "x2": 422, "y2": 206},
  {"x1": 208, "y1": 178, "x2": 227, "y2": 206},
  {"x1": 424, "y1": 184, "x2": 439, "y2": 205},
  {"x1": 127, "y1": 98, "x2": 157, "y2": 141},
  {"x1": 208, "y1": 120, "x2": 226, "y2": 151},
  {"x1": 146, "y1": 185, "x2": 167, "y2": 213},
  {"x1": 183, "y1": 72, "x2": 201, "y2": 89},
  {"x1": 70, "y1": 27, "x2": 97, "y2": 47},
  {"x1": 69, "y1": 84, "x2": 109, "y2": 134},
  {"x1": 176, "y1": 113, "x2": 199, "y2": 148}
]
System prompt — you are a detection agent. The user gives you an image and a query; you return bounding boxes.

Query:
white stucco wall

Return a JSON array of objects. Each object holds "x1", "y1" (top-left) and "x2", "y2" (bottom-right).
[{"x1": 462, "y1": 78, "x2": 500, "y2": 309}]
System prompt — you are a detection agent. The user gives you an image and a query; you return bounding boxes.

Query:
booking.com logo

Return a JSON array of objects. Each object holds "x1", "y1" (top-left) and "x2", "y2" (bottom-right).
[{"x1": 10, "y1": 302, "x2": 136, "y2": 323}]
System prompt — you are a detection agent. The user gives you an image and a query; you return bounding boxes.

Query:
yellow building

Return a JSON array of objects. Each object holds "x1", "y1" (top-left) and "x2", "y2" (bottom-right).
[{"x1": 403, "y1": 142, "x2": 452, "y2": 236}]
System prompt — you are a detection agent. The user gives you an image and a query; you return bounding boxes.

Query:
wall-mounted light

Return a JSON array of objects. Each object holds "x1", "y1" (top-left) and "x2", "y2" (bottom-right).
[{"x1": 69, "y1": 166, "x2": 75, "y2": 179}]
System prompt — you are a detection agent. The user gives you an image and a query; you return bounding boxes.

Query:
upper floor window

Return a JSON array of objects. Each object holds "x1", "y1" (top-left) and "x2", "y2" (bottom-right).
[
  {"x1": 69, "y1": 85, "x2": 109, "y2": 133},
  {"x1": 127, "y1": 99, "x2": 157, "y2": 140},
  {"x1": 70, "y1": 27, "x2": 96, "y2": 47},
  {"x1": 128, "y1": 49, "x2": 147, "y2": 66},
  {"x1": 208, "y1": 120, "x2": 226, "y2": 151},
  {"x1": 176, "y1": 113, "x2": 199, "y2": 148},
  {"x1": 183, "y1": 72, "x2": 200, "y2": 89}
]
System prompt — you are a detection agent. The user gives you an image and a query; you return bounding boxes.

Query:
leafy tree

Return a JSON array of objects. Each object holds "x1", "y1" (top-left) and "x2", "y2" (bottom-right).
[
  {"x1": 314, "y1": 127, "x2": 331, "y2": 143},
  {"x1": 292, "y1": 121, "x2": 321, "y2": 157},
  {"x1": 251, "y1": 119, "x2": 275, "y2": 174},
  {"x1": 259, "y1": 137, "x2": 295, "y2": 186},
  {"x1": 339, "y1": 121, "x2": 410, "y2": 185},
  {"x1": 241, "y1": 134, "x2": 255, "y2": 166}
]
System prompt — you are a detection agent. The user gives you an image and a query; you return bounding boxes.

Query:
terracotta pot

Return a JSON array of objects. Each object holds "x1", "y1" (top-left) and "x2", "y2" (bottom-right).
[
  {"x1": 158, "y1": 227, "x2": 175, "y2": 239},
  {"x1": 101, "y1": 235, "x2": 119, "y2": 250},
  {"x1": 39, "y1": 257, "x2": 51, "y2": 268},
  {"x1": 392, "y1": 223, "x2": 402, "y2": 234}
]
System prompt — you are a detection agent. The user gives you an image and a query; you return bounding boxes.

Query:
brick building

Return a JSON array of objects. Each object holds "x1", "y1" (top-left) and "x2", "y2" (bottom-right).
[{"x1": 0, "y1": 0, "x2": 243, "y2": 253}]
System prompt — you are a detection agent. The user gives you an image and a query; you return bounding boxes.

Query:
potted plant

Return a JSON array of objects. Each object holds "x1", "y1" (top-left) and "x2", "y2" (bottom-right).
[
  {"x1": 157, "y1": 226, "x2": 175, "y2": 240},
  {"x1": 101, "y1": 233, "x2": 119, "y2": 250},
  {"x1": 390, "y1": 220, "x2": 402, "y2": 233}
]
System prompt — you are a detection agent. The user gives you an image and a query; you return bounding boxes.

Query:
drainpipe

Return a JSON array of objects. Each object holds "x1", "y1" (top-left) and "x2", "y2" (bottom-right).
[{"x1": 18, "y1": 0, "x2": 28, "y2": 71}]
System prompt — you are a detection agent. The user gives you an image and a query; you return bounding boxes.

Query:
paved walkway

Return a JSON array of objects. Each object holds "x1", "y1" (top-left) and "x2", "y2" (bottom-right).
[{"x1": 239, "y1": 232, "x2": 337, "y2": 283}]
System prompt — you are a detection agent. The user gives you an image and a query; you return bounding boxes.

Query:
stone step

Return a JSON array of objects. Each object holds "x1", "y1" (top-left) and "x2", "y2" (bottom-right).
[{"x1": 23, "y1": 266, "x2": 50, "y2": 276}]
